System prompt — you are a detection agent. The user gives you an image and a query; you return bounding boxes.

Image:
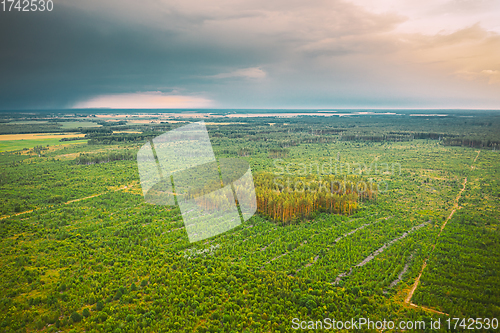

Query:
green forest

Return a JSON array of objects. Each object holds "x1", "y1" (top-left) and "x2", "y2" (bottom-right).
[{"x1": 0, "y1": 110, "x2": 499, "y2": 332}]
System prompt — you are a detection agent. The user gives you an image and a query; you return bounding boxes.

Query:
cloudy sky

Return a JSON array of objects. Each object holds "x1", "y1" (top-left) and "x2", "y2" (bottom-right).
[{"x1": 1, "y1": 0, "x2": 499, "y2": 109}]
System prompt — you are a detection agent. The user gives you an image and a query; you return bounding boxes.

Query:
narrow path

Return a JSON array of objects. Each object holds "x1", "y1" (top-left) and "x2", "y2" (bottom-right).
[
  {"x1": 261, "y1": 218, "x2": 364, "y2": 270},
  {"x1": 260, "y1": 239, "x2": 309, "y2": 269},
  {"x1": 470, "y1": 151, "x2": 480, "y2": 170},
  {"x1": 405, "y1": 262, "x2": 426, "y2": 304},
  {"x1": 409, "y1": 302, "x2": 448, "y2": 316},
  {"x1": 404, "y1": 160, "x2": 472, "y2": 313},
  {"x1": 405, "y1": 177, "x2": 467, "y2": 306},
  {"x1": 281, "y1": 216, "x2": 388, "y2": 274},
  {"x1": 438, "y1": 177, "x2": 467, "y2": 236},
  {"x1": 385, "y1": 253, "x2": 414, "y2": 292},
  {"x1": 0, "y1": 209, "x2": 35, "y2": 220},
  {"x1": 0, "y1": 185, "x2": 132, "y2": 220},
  {"x1": 473, "y1": 150, "x2": 480, "y2": 163},
  {"x1": 333, "y1": 222, "x2": 428, "y2": 285}
]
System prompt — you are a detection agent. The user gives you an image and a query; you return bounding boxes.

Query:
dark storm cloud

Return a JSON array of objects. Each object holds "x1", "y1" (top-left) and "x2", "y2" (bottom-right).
[
  {"x1": 0, "y1": 4, "x2": 276, "y2": 109},
  {"x1": 1, "y1": 0, "x2": 499, "y2": 109}
]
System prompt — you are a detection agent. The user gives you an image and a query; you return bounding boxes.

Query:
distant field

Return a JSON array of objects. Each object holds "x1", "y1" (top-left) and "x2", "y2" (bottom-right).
[
  {"x1": 59, "y1": 121, "x2": 101, "y2": 129},
  {"x1": 112, "y1": 130, "x2": 142, "y2": 134},
  {"x1": 0, "y1": 133, "x2": 86, "y2": 141},
  {"x1": 126, "y1": 119, "x2": 159, "y2": 124},
  {"x1": 7, "y1": 121, "x2": 49, "y2": 124},
  {"x1": 0, "y1": 135, "x2": 87, "y2": 152}
]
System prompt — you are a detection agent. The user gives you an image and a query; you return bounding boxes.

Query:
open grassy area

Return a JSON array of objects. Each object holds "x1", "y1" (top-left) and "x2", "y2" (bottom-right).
[
  {"x1": 7, "y1": 121, "x2": 49, "y2": 125},
  {"x1": 59, "y1": 121, "x2": 102, "y2": 129},
  {"x1": 0, "y1": 138, "x2": 87, "y2": 152}
]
